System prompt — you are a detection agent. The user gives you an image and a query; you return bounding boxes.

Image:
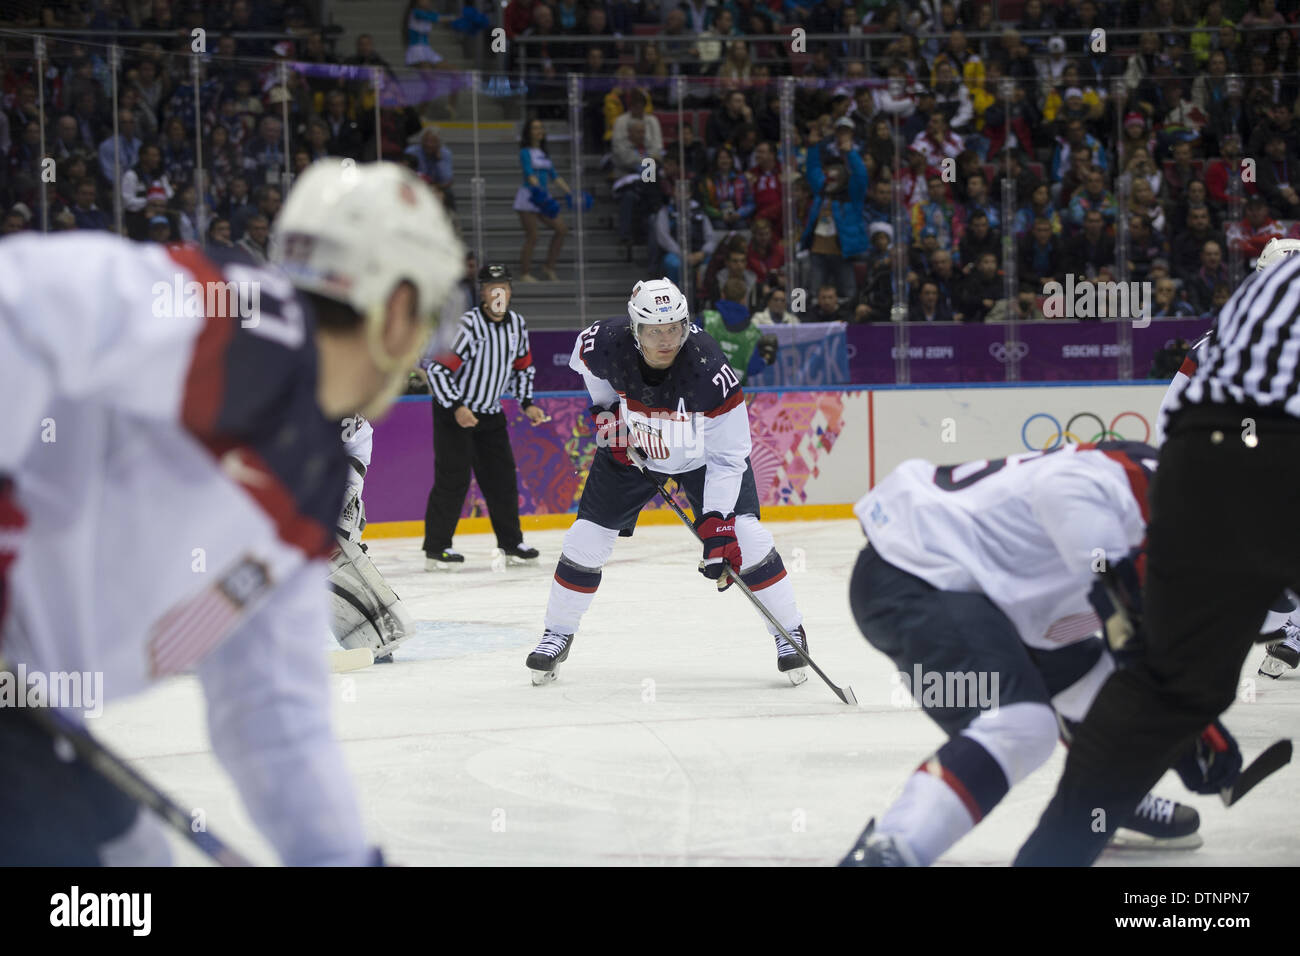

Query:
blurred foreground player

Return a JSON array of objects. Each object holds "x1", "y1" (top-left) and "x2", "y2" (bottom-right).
[
  {"x1": 841, "y1": 442, "x2": 1226, "y2": 866},
  {"x1": 327, "y1": 415, "x2": 416, "y2": 662},
  {"x1": 1015, "y1": 241, "x2": 1300, "y2": 866},
  {"x1": 526, "y1": 278, "x2": 807, "y2": 684},
  {"x1": 0, "y1": 160, "x2": 463, "y2": 864}
]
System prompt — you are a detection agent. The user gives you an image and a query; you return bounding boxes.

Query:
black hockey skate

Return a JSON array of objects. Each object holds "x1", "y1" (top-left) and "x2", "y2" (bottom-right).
[
  {"x1": 776, "y1": 625, "x2": 809, "y2": 686},
  {"x1": 1260, "y1": 628, "x2": 1300, "y2": 679},
  {"x1": 1111, "y1": 793, "x2": 1202, "y2": 850},
  {"x1": 838, "y1": 819, "x2": 920, "y2": 867},
  {"x1": 526, "y1": 629, "x2": 574, "y2": 685},
  {"x1": 501, "y1": 542, "x2": 540, "y2": 566},
  {"x1": 425, "y1": 549, "x2": 465, "y2": 572}
]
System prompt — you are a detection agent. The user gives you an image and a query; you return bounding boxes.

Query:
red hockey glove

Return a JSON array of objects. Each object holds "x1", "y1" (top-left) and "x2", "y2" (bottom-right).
[
  {"x1": 593, "y1": 405, "x2": 633, "y2": 467},
  {"x1": 694, "y1": 511, "x2": 742, "y2": 591},
  {"x1": 0, "y1": 477, "x2": 26, "y2": 632}
]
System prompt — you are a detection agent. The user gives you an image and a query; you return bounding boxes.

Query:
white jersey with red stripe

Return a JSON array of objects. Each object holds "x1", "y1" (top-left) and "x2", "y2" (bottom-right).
[
  {"x1": 0, "y1": 232, "x2": 369, "y2": 865},
  {"x1": 855, "y1": 443, "x2": 1154, "y2": 650},
  {"x1": 1155, "y1": 329, "x2": 1213, "y2": 445},
  {"x1": 569, "y1": 315, "x2": 752, "y2": 515}
]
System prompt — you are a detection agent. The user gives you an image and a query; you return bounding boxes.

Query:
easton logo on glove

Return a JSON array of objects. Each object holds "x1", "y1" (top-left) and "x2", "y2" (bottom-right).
[{"x1": 694, "y1": 511, "x2": 742, "y2": 591}]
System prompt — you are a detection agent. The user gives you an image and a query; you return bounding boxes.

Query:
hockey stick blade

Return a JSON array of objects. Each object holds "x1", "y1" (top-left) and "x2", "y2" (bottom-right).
[
  {"x1": 1221, "y1": 739, "x2": 1292, "y2": 807},
  {"x1": 331, "y1": 647, "x2": 374, "y2": 672}
]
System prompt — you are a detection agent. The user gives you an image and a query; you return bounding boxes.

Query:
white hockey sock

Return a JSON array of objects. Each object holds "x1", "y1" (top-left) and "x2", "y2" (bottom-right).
[
  {"x1": 748, "y1": 572, "x2": 802, "y2": 636},
  {"x1": 543, "y1": 520, "x2": 619, "y2": 635},
  {"x1": 876, "y1": 770, "x2": 975, "y2": 867}
]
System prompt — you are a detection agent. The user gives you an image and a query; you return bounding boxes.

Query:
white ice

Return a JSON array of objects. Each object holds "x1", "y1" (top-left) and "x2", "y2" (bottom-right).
[{"x1": 95, "y1": 520, "x2": 1300, "y2": 866}]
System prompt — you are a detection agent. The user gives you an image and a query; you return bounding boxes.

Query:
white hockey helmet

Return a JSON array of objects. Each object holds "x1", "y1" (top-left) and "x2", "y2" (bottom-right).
[
  {"x1": 1255, "y1": 237, "x2": 1300, "y2": 273},
  {"x1": 627, "y1": 277, "x2": 690, "y2": 351},
  {"x1": 270, "y1": 159, "x2": 465, "y2": 415}
]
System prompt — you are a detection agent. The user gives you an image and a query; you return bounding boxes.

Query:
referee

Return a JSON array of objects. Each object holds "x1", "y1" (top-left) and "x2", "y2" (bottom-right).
[
  {"x1": 1016, "y1": 242, "x2": 1300, "y2": 865},
  {"x1": 422, "y1": 263, "x2": 549, "y2": 570}
]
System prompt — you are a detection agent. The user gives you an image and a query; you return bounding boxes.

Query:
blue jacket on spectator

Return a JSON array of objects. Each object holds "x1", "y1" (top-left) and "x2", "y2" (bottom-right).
[{"x1": 800, "y1": 144, "x2": 869, "y2": 258}]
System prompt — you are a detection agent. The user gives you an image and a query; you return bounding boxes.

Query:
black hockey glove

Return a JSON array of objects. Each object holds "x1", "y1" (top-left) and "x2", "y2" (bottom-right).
[
  {"x1": 1087, "y1": 549, "x2": 1146, "y2": 665},
  {"x1": 1173, "y1": 720, "x2": 1243, "y2": 795}
]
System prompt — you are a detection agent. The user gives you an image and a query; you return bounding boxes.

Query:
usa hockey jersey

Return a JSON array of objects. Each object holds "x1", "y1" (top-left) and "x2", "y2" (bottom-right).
[
  {"x1": 570, "y1": 316, "x2": 751, "y2": 515},
  {"x1": 855, "y1": 443, "x2": 1154, "y2": 650},
  {"x1": 0, "y1": 233, "x2": 369, "y2": 865}
]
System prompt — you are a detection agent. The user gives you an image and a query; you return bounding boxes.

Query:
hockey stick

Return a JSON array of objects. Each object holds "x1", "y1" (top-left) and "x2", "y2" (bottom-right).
[
  {"x1": 1221, "y1": 739, "x2": 1292, "y2": 807},
  {"x1": 626, "y1": 448, "x2": 857, "y2": 705},
  {"x1": 0, "y1": 656, "x2": 254, "y2": 866}
]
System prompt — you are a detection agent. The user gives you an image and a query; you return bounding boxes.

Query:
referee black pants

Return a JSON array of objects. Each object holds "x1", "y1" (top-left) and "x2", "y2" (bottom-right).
[
  {"x1": 1016, "y1": 406, "x2": 1300, "y2": 865},
  {"x1": 422, "y1": 406, "x2": 523, "y2": 555}
]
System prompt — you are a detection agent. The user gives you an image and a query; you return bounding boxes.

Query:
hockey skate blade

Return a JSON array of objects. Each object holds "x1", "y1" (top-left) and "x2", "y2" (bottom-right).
[
  {"x1": 785, "y1": 667, "x2": 809, "y2": 687},
  {"x1": 1109, "y1": 830, "x2": 1204, "y2": 851},
  {"x1": 330, "y1": 647, "x2": 374, "y2": 672},
  {"x1": 1259, "y1": 654, "x2": 1292, "y2": 679},
  {"x1": 506, "y1": 555, "x2": 539, "y2": 566},
  {"x1": 424, "y1": 559, "x2": 464, "y2": 572},
  {"x1": 530, "y1": 668, "x2": 559, "y2": 686}
]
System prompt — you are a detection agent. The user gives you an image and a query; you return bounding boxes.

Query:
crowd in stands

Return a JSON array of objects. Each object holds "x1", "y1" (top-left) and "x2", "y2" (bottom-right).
[
  {"x1": 507, "y1": 0, "x2": 1300, "y2": 324},
  {"x1": 3, "y1": 0, "x2": 1300, "y2": 329}
]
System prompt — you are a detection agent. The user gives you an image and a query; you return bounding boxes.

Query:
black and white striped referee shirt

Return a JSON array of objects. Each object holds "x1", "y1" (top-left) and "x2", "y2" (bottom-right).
[
  {"x1": 1164, "y1": 253, "x2": 1300, "y2": 427},
  {"x1": 425, "y1": 306, "x2": 535, "y2": 415}
]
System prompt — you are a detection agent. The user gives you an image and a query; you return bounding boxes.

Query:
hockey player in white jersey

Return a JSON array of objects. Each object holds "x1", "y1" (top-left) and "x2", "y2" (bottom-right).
[
  {"x1": 0, "y1": 159, "x2": 463, "y2": 865},
  {"x1": 840, "y1": 442, "x2": 1248, "y2": 866},
  {"x1": 525, "y1": 278, "x2": 807, "y2": 684},
  {"x1": 1155, "y1": 236, "x2": 1300, "y2": 679},
  {"x1": 327, "y1": 415, "x2": 416, "y2": 663}
]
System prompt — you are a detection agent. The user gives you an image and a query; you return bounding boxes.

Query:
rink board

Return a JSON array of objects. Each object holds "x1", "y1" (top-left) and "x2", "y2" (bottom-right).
[{"x1": 363, "y1": 383, "x2": 1169, "y2": 535}]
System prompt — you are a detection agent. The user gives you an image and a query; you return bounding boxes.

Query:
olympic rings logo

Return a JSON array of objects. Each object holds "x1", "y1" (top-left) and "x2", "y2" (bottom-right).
[{"x1": 1021, "y1": 411, "x2": 1151, "y2": 451}]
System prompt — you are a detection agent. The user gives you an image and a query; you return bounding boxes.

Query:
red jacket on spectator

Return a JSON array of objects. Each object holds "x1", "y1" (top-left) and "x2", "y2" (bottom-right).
[
  {"x1": 1206, "y1": 158, "x2": 1258, "y2": 205},
  {"x1": 747, "y1": 237, "x2": 785, "y2": 284},
  {"x1": 750, "y1": 164, "x2": 783, "y2": 232}
]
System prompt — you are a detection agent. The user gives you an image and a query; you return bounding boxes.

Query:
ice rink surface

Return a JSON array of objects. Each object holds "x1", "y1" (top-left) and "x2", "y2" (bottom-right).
[{"x1": 95, "y1": 520, "x2": 1300, "y2": 866}]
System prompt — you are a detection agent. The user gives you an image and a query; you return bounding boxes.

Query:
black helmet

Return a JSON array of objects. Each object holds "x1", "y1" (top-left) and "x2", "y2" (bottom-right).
[{"x1": 478, "y1": 262, "x2": 512, "y2": 284}]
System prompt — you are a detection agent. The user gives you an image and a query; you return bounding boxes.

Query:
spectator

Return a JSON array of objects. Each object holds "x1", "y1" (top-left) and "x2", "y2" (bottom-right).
[
  {"x1": 955, "y1": 252, "x2": 1004, "y2": 322},
  {"x1": 97, "y1": 110, "x2": 142, "y2": 186},
  {"x1": 922, "y1": 248, "x2": 960, "y2": 306},
  {"x1": 806, "y1": 284, "x2": 851, "y2": 323},
  {"x1": 864, "y1": 178, "x2": 893, "y2": 230},
  {"x1": 235, "y1": 214, "x2": 269, "y2": 263},
  {"x1": 611, "y1": 118, "x2": 660, "y2": 251},
  {"x1": 911, "y1": 172, "x2": 954, "y2": 249},
  {"x1": 910, "y1": 112, "x2": 965, "y2": 165},
  {"x1": 146, "y1": 213, "x2": 173, "y2": 244},
  {"x1": 514, "y1": 117, "x2": 571, "y2": 282},
  {"x1": 611, "y1": 89, "x2": 663, "y2": 163},
  {"x1": 1171, "y1": 205, "x2": 1226, "y2": 280},
  {"x1": 207, "y1": 217, "x2": 234, "y2": 249},
  {"x1": 1184, "y1": 240, "x2": 1231, "y2": 314},
  {"x1": 706, "y1": 90, "x2": 754, "y2": 152},
  {"x1": 1065, "y1": 209, "x2": 1116, "y2": 277},
  {"x1": 1050, "y1": 119, "x2": 1108, "y2": 183},
  {"x1": 1256, "y1": 133, "x2": 1300, "y2": 220},
  {"x1": 1150, "y1": 276, "x2": 1198, "y2": 318},
  {"x1": 222, "y1": 175, "x2": 255, "y2": 237},
  {"x1": 121, "y1": 144, "x2": 173, "y2": 239},
  {"x1": 714, "y1": 246, "x2": 758, "y2": 306},
  {"x1": 753, "y1": 287, "x2": 800, "y2": 326},
  {"x1": 952, "y1": 173, "x2": 1000, "y2": 247},
  {"x1": 931, "y1": 59, "x2": 975, "y2": 135},
  {"x1": 1227, "y1": 194, "x2": 1286, "y2": 265},
  {"x1": 651, "y1": 198, "x2": 717, "y2": 289},
  {"x1": 1067, "y1": 167, "x2": 1118, "y2": 231},
  {"x1": 747, "y1": 141, "x2": 783, "y2": 232},
  {"x1": 910, "y1": 278, "x2": 956, "y2": 322},
  {"x1": 989, "y1": 148, "x2": 1040, "y2": 209},
  {"x1": 746, "y1": 217, "x2": 786, "y2": 293},
  {"x1": 405, "y1": 126, "x2": 454, "y2": 193},
  {"x1": 232, "y1": 184, "x2": 281, "y2": 244},
  {"x1": 244, "y1": 115, "x2": 286, "y2": 186},
  {"x1": 1126, "y1": 213, "x2": 1165, "y2": 281},
  {"x1": 874, "y1": 62, "x2": 918, "y2": 120},
  {"x1": 897, "y1": 147, "x2": 931, "y2": 207},
  {"x1": 1206, "y1": 132, "x2": 1255, "y2": 207},
  {"x1": 322, "y1": 90, "x2": 365, "y2": 161},
  {"x1": 1130, "y1": 177, "x2": 1167, "y2": 237},
  {"x1": 697, "y1": 147, "x2": 754, "y2": 230},
  {"x1": 1055, "y1": 145, "x2": 1095, "y2": 209},
  {"x1": 1018, "y1": 216, "x2": 1064, "y2": 288},
  {"x1": 701, "y1": 277, "x2": 774, "y2": 386},
  {"x1": 1013, "y1": 182, "x2": 1063, "y2": 239},
  {"x1": 160, "y1": 116, "x2": 196, "y2": 190},
  {"x1": 958, "y1": 210, "x2": 1000, "y2": 270},
  {"x1": 800, "y1": 127, "x2": 869, "y2": 302},
  {"x1": 70, "y1": 178, "x2": 108, "y2": 231}
]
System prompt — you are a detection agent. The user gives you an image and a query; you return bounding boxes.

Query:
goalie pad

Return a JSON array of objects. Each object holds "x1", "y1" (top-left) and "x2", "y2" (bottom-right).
[{"x1": 328, "y1": 535, "x2": 415, "y2": 659}]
